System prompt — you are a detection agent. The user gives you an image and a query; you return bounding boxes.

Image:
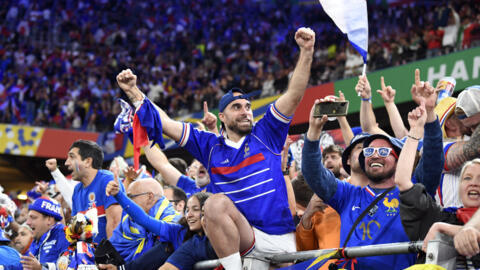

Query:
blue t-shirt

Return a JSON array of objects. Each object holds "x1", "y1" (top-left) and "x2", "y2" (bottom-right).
[
  {"x1": 301, "y1": 138, "x2": 422, "y2": 270},
  {"x1": 28, "y1": 223, "x2": 69, "y2": 264},
  {"x1": 72, "y1": 170, "x2": 124, "y2": 244},
  {"x1": 177, "y1": 104, "x2": 294, "y2": 235},
  {"x1": 329, "y1": 182, "x2": 416, "y2": 269},
  {"x1": 0, "y1": 245, "x2": 22, "y2": 270},
  {"x1": 176, "y1": 175, "x2": 210, "y2": 197},
  {"x1": 166, "y1": 235, "x2": 217, "y2": 270}
]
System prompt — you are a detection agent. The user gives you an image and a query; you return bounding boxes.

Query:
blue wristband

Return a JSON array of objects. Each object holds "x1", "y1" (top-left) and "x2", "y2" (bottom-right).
[{"x1": 361, "y1": 97, "x2": 372, "y2": 102}]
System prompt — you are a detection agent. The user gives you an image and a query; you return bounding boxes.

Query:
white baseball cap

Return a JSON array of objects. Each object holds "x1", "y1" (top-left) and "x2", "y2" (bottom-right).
[{"x1": 455, "y1": 86, "x2": 480, "y2": 119}]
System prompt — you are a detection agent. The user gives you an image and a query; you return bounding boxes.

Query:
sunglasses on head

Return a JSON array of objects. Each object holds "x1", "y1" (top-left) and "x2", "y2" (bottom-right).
[{"x1": 362, "y1": 147, "x2": 398, "y2": 159}]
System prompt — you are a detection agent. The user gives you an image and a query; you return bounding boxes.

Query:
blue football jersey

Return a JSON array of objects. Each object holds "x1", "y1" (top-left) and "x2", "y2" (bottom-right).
[{"x1": 178, "y1": 104, "x2": 294, "y2": 235}]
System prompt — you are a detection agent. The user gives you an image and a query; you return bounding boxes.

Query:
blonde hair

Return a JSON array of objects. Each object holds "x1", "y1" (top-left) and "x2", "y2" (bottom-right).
[{"x1": 460, "y1": 158, "x2": 480, "y2": 180}]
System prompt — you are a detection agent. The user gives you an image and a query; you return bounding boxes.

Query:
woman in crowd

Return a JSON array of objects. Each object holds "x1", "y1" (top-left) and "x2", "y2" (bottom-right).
[
  {"x1": 395, "y1": 101, "x2": 480, "y2": 266},
  {"x1": 103, "y1": 178, "x2": 216, "y2": 270}
]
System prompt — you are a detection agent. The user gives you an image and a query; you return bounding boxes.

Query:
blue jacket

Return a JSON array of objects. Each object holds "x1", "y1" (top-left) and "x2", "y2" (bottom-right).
[{"x1": 29, "y1": 223, "x2": 69, "y2": 264}]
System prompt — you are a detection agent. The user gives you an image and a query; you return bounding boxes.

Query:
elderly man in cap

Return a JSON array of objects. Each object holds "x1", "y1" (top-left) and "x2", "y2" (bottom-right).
[
  {"x1": 435, "y1": 86, "x2": 480, "y2": 207},
  {"x1": 20, "y1": 197, "x2": 69, "y2": 270},
  {"x1": 302, "y1": 76, "x2": 444, "y2": 269},
  {"x1": 116, "y1": 26, "x2": 315, "y2": 270}
]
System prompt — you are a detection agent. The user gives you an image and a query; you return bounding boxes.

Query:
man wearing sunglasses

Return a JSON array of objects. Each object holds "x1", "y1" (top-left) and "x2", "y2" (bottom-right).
[
  {"x1": 109, "y1": 178, "x2": 181, "y2": 262},
  {"x1": 302, "y1": 91, "x2": 444, "y2": 269}
]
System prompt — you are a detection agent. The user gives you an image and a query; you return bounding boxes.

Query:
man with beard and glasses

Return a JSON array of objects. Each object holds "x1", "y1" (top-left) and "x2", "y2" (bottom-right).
[
  {"x1": 301, "y1": 76, "x2": 444, "y2": 269},
  {"x1": 116, "y1": 27, "x2": 315, "y2": 270}
]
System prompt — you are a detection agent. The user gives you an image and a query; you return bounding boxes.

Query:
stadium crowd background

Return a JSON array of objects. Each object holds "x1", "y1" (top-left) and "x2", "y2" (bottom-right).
[
  {"x1": 1, "y1": 0, "x2": 480, "y2": 269},
  {"x1": 0, "y1": 0, "x2": 479, "y2": 132}
]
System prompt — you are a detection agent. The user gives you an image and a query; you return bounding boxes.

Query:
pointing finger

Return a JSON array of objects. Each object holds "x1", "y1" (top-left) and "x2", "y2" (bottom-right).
[
  {"x1": 203, "y1": 101, "x2": 209, "y2": 115},
  {"x1": 415, "y1": 69, "x2": 421, "y2": 86},
  {"x1": 381, "y1": 76, "x2": 386, "y2": 90}
]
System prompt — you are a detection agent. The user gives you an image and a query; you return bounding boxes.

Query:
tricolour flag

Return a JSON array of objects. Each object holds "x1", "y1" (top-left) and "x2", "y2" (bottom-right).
[{"x1": 319, "y1": 0, "x2": 369, "y2": 63}]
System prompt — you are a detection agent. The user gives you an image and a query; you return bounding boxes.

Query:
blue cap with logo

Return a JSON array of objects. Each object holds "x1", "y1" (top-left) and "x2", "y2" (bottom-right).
[
  {"x1": 29, "y1": 197, "x2": 63, "y2": 221},
  {"x1": 218, "y1": 88, "x2": 257, "y2": 112}
]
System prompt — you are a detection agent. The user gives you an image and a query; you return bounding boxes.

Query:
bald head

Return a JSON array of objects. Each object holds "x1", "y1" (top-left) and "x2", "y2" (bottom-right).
[{"x1": 128, "y1": 178, "x2": 164, "y2": 196}]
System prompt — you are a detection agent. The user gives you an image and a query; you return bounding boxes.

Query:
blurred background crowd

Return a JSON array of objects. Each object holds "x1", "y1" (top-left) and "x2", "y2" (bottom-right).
[{"x1": 0, "y1": 0, "x2": 479, "y2": 132}]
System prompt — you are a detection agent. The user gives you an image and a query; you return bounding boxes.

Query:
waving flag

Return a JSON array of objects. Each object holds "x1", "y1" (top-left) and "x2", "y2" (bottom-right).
[{"x1": 319, "y1": 0, "x2": 369, "y2": 63}]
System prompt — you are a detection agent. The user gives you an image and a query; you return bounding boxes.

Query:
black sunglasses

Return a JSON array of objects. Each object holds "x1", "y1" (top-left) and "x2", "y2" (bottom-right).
[{"x1": 127, "y1": 192, "x2": 150, "y2": 199}]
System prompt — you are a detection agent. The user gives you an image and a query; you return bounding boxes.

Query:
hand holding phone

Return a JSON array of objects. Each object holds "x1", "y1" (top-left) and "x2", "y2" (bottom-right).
[{"x1": 313, "y1": 101, "x2": 349, "y2": 117}]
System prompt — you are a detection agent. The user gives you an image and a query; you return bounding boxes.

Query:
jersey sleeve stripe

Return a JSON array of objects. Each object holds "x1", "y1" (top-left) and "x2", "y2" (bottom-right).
[
  {"x1": 270, "y1": 104, "x2": 292, "y2": 124},
  {"x1": 211, "y1": 153, "x2": 265, "y2": 175},
  {"x1": 178, "y1": 123, "x2": 191, "y2": 147}
]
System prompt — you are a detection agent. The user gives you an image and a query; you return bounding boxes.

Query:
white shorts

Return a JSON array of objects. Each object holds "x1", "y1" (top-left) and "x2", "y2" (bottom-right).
[{"x1": 249, "y1": 227, "x2": 296, "y2": 255}]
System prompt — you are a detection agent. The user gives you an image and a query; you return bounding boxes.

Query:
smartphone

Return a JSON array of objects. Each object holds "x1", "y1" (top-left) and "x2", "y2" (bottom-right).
[{"x1": 313, "y1": 101, "x2": 349, "y2": 117}]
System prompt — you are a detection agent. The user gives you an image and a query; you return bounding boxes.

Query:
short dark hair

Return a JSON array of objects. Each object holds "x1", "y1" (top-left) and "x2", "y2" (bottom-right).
[
  {"x1": 322, "y1": 144, "x2": 344, "y2": 157},
  {"x1": 168, "y1": 158, "x2": 188, "y2": 175},
  {"x1": 70, "y1": 140, "x2": 104, "y2": 169},
  {"x1": 170, "y1": 186, "x2": 187, "y2": 206},
  {"x1": 291, "y1": 173, "x2": 314, "y2": 208}
]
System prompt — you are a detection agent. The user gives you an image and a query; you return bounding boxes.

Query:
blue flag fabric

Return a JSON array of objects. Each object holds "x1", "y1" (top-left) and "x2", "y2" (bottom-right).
[
  {"x1": 114, "y1": 98, "x2": 134, "y2": 143},
  {"x1": 135, "y1": 98, "x2": 166, "y2": 149},
  {"x1": 319, "y1": 0, "x2": 369, "y2": 63}
]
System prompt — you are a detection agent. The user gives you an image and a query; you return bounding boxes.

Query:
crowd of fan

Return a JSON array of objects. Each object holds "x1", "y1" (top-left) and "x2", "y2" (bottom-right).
[
  {"x1": 1, "y1": 70, "x2": 480, "y2": 269},
  {"x1": 1, "y1": 0, "x2": 480, "y2": 132}
]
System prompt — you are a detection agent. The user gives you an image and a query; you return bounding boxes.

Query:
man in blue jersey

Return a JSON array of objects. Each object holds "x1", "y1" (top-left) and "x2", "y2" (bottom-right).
[
  {"x1": 116, "y1": 26, "x2": 316, "y2": 270},
  {"x1": 20, "y1": 197, "x2": 69, "y2": 270},
  {"x1": 110, "y1": 178, "x2": 181, "y2": 261},
  {"x1": 65, "y1": 140, "x2": 123, "y2": 244},
  {"x1": 302, "y1": 87, "x2": 444, "y2": 269}
]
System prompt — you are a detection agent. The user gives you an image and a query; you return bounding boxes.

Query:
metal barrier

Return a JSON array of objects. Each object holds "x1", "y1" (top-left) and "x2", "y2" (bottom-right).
[
  {"x1": 425, "y1": 233, "x2": 457, "y2": 270},
  {"x1": 194, "y1": 234, "x2": 459, "y2": 269},
  {"x1": 194, "y1": 241, "x2": 424, "y2": 269}
]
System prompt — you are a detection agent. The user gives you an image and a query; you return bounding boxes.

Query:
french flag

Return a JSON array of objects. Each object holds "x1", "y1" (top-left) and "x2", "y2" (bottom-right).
[{"x1": 133, "y1": 98, "x2": 165, "y2": 170}]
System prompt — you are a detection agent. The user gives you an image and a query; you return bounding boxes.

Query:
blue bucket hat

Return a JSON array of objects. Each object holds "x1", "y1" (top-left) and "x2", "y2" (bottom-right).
[
  {"x1": 218, "y1": 88, "x2": 255, "y2": 112},
  {"x1": 359, "y1": 134, "x2": 404, "y2": 173},
  {"x1": 29, "y1": 197, "x2": 62, "y2": 221},
  {"x1": 341, "y1": 132, "x2": 370, "y2": 174}
]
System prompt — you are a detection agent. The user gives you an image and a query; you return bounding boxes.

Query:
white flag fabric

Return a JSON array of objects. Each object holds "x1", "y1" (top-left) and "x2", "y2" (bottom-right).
[{"x1": 319, "y1": 0, "x2": 369, "y2": 63}]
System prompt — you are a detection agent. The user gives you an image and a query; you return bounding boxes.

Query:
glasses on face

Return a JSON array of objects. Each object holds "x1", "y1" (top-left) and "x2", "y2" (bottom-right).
[
  {"x1": 169, "y1": 200, "x2": 181, "y2": 205},
  {"x1": 363, "y1": 147, "x2": 397, "y2": 158},
  {"x1": 127, "y1": 192, "x2": 150, "y2": 199}
]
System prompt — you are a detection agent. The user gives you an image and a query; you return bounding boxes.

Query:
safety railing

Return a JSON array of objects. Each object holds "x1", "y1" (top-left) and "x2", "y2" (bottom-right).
[{"x1": 194, "y1": 234, "x2": 459, "y2": 270}]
